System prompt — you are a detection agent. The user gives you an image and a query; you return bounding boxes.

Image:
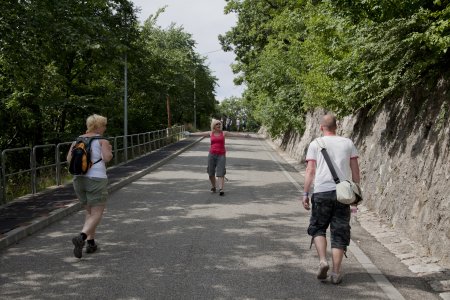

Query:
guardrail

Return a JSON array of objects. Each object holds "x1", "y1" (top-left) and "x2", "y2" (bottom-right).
[{"x1": 0, "y1": 125, "x2": 185, "y2": 204}]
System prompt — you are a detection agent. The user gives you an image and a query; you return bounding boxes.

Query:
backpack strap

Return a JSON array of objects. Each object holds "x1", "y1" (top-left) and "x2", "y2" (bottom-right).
[
  {"x1": 81, "y1": 136, "x2": 105, "y2": 164},
  {"x1": 92, "y1": 158, "x2": 102, "y2": 165}
]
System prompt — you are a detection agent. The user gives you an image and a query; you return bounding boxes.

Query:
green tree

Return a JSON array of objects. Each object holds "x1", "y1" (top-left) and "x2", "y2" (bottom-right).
[
  {"x1": 218, "y1": 96, "x2": 259, "y2": 131},
  {"x1": 0, "y1": 1, "x2": 218, "y2": 150},
  {"x1": 128, "y1": 12, "x2": 217, "y2": 132},
  {"x1": 0, "y1": 0, "x2": 140, "y2": 148},
  {"x1": 220, "y1": 0, "x2": 307, "y2": 136},
  {"x1": 220, "y1": 0, "x2": 450, "y2": 136}
]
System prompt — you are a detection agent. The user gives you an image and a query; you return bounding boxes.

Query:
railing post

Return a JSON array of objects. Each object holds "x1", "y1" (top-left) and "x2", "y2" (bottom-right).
[
  {"x1": 0, "y1": 154, "x2": 4, "y2": 204},
  {"x1": 157, "y1": 130, "x2": 160, "y2": 149},
  {"x1": 56, "y1": 144, "x2": 61, "y2": 186},
  {"x1": 123, "y1": 135, "x2": 127, "y2": 163},
  {"x1": 151, "y1": 131, "x2": 155, "y2": 151},
  {"x1": 31, "y1": 147, "x2": 37, "y2": 194},
  {"x1": 130, "y1": 134, "x2": 134, "y2": 159},
  {"x1": 166, "y1": 128, "x2": 169, "y2": 145},
  {"x1": 137, "y1": 134, "x2": 141, "y2": 156},
  {"x1": 1, "y1": 151, "x2": 7, "y2": 203},
  {"x1": 114, "y1": 137, "x2": 118, "y2": 165}
]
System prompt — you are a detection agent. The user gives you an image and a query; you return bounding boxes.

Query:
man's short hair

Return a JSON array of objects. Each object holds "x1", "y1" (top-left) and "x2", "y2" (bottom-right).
[{"x1": 321, "y1": 114, "x2": 337, "y2": 130}]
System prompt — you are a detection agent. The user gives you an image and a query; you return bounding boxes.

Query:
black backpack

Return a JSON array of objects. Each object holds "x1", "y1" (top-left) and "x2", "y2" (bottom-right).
[{"x1": 68, "y1": 136, "x2": 104, "y2": 175}]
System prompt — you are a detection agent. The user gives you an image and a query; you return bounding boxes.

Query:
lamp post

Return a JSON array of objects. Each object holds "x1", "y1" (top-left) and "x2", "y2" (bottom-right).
[
  {"x1": 123, "y1": 53, "x2": 128, "y2": 161},
  {"x1": 193, "y1": 77, "x2": 196, "y2": 130}
]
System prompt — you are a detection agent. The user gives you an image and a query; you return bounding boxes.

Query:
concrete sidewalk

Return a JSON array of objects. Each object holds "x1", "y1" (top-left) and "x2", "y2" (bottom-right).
[{"x1": 0, "y1": 137, "x2": 202, "y2": 251}]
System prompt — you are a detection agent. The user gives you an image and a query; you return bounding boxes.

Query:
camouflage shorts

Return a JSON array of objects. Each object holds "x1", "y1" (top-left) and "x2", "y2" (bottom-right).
[{"x1": 307, "y1": 190, "x2": 351, "y2": 250}]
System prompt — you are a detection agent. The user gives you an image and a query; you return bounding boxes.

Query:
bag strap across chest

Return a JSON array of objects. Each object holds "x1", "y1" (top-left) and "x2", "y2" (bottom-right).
[{"x1": 315, "y1": 138, "x2": 340, "y2": 184}]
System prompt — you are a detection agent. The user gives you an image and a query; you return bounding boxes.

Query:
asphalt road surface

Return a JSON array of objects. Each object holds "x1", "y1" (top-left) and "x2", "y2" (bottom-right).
[{"x1": 0, "y1": 136, "x2": 440, "y2": 299}]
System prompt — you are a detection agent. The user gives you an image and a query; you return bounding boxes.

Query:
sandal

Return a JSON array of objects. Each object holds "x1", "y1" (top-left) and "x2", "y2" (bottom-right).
[
  {"x1": 211, "y1": 187, "x2": 216, "y2": 193},
  {"x1": 219, "y1": 189, "x2": 224, "y2": 196}
]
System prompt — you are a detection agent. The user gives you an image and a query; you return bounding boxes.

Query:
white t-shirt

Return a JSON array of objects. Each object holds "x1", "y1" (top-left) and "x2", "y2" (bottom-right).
[{"x1": 305, "y1": 136, "x2": 358, "y2": 193}]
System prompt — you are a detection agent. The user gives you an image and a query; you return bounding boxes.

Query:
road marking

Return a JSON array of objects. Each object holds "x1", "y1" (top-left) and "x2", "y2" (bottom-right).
[
  {"x1": 349, "y1": 243, "x2": 405, "y2": 300},
  {"x1": 261, "y1": 139, "x2": 405, "y2": 300}
]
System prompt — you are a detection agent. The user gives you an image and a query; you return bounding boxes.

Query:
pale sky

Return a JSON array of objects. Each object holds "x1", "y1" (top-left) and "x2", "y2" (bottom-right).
[{"x1": 130, "y1": 0, "x2": 245, "y2": 101}]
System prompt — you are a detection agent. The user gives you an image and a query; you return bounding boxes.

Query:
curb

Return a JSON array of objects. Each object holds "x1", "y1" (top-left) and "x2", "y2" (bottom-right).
[
  {"x1": 357, "y1": 206, "x2": 450, "y2": 300},
  {"x1": 263, "y1": 137, "x2": 449, "y2": 300},
  {"x1": 0, "y1": 137, "x2": 203, "y2": 251}
]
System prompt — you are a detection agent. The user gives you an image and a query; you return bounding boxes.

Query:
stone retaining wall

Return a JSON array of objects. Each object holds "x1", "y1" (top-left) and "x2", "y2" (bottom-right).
[{"x1": 263, "y1": 82, "x2": 450, "y2": 268}]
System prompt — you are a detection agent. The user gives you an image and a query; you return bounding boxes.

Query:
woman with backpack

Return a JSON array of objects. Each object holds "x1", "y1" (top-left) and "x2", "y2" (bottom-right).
[{"x1": 67, "y1": 114, "x2": 113, "y2": 259}]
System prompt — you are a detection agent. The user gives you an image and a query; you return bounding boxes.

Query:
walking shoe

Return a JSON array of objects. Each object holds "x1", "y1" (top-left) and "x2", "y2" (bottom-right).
[
  {"x1": 219, "y1": 189, "x2": 224, "y2": 196},
  {"x1": 72, "y1": 235, "x2": 85, "y2": 259},
  {"x1": 330, "y1": 272, "x2": 343, "y2": 284},
  {"x1": 211, "y1": 187, "x2": 216, "y2": 193},
  {"x1": 86, "y1": 244, "x2": 98, "y2": 254},
  {"x1": 317, "y1": 261, "x2": 329, "y2": 280}
]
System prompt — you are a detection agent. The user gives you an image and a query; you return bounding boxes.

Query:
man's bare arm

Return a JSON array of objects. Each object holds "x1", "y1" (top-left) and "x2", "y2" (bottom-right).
[
  {"x1": 350, "y1": 157, "x2": 360, "y2": 184},
  {"x1": 302, "y1": 160, "x2": 316, "y2": 210}
]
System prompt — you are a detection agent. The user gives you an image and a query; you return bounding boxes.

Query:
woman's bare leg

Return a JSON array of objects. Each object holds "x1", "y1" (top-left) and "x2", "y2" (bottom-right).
[
  {"x1": 209, "y1": 176, "x2": 216, "y2": 189},
  {"x1": 217, "y1": 177, "x2": 225, "y2": 190},
  {"x1": 82, "y1": 205, "x2": 105, "y2": 240}
]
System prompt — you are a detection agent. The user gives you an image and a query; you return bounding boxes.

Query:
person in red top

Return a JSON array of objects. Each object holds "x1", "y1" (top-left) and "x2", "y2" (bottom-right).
[{"x1": 189, "y1": 119, "x2": 250, "y2": 196}]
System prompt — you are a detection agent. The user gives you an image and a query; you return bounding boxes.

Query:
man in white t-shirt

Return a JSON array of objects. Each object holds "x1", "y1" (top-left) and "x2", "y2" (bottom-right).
[{"x1": 302, "y1": 114, "x2": 360, "y2": 284}]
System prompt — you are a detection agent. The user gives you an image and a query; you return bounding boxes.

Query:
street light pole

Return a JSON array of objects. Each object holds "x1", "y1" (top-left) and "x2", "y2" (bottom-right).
[
  {"x1": 193, "y1": 77, "x2": 196, "y2": 130},
  {"x1": 123, "y1": 53, "x2": 128, "y2": 161}
]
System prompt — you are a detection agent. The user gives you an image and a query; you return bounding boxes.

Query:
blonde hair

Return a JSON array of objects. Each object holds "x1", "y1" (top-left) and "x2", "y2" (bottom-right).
[
  {"x1": 210, "y1": 118, "x2": 221, "y2": 131},
  {"x1": 86, "y1": 114, "x2": 107, "y2": 133}
]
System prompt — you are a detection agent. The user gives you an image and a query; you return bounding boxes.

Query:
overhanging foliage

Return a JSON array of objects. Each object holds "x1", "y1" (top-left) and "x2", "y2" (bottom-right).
[
  {"x1": 220, "y1": 0, "x2": 450, "y2": 137},
  {"x1": 0, "y1": 1, "x2": 218, "y2": 150}
]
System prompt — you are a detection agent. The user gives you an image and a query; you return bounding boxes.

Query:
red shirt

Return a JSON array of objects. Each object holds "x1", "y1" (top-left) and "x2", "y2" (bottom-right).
[{"x1": 210, "y1": 132, "x2": 226, "y2": 155}]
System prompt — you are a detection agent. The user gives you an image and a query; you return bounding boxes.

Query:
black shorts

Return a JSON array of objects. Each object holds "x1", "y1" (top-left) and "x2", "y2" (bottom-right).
[{"x1": 307, "y1": 190, "x2": 351, "y2": 250}]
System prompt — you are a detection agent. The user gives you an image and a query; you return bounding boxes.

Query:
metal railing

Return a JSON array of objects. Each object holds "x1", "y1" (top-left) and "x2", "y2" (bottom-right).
[{"x1": 0, "y1": 125, "x2": 185, "y2": 204}]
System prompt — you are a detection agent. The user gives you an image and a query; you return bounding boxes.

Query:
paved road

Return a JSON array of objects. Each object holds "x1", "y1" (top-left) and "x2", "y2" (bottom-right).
[{"x1": 0, "y1": 136, "x2": 441, "y2": 299}]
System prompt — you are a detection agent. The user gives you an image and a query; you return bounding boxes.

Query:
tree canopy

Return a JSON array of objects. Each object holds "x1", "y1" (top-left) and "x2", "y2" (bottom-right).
[
  {"x1": 2, "y1": 0, "x2": 449, "y2": 146},
  {"x1": 220, "y1": 0, "x2": 450, "y2": 136},
  {"x1": 0, "y1": 1, "x2": 218, "y2": 149}
]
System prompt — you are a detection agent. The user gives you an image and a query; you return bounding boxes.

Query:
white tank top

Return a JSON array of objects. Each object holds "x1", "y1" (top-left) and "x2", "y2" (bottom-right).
[{"x1": 85, "y1": 137, "x2": 107, "y2": 178}]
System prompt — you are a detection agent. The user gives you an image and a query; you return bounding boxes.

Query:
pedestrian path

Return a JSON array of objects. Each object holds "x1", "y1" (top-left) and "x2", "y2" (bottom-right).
[
  {"x1": 0, "y1": 136, "x2": 389, "y2": 299},
  {"x1": 0, "y1": 136, "x2": 445, "y2": 299},
  {"x1": 0, "y1": 137, "x2": 201, "y2": 250}
]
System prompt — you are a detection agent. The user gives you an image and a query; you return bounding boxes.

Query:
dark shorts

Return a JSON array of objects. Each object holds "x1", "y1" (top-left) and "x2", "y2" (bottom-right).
[
  {"x1": 207, "y1": 153, "x2": 226, "y2": 177},
  {"x1": 307, "y1": 190, "x2": 351, "y2": 250}
]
